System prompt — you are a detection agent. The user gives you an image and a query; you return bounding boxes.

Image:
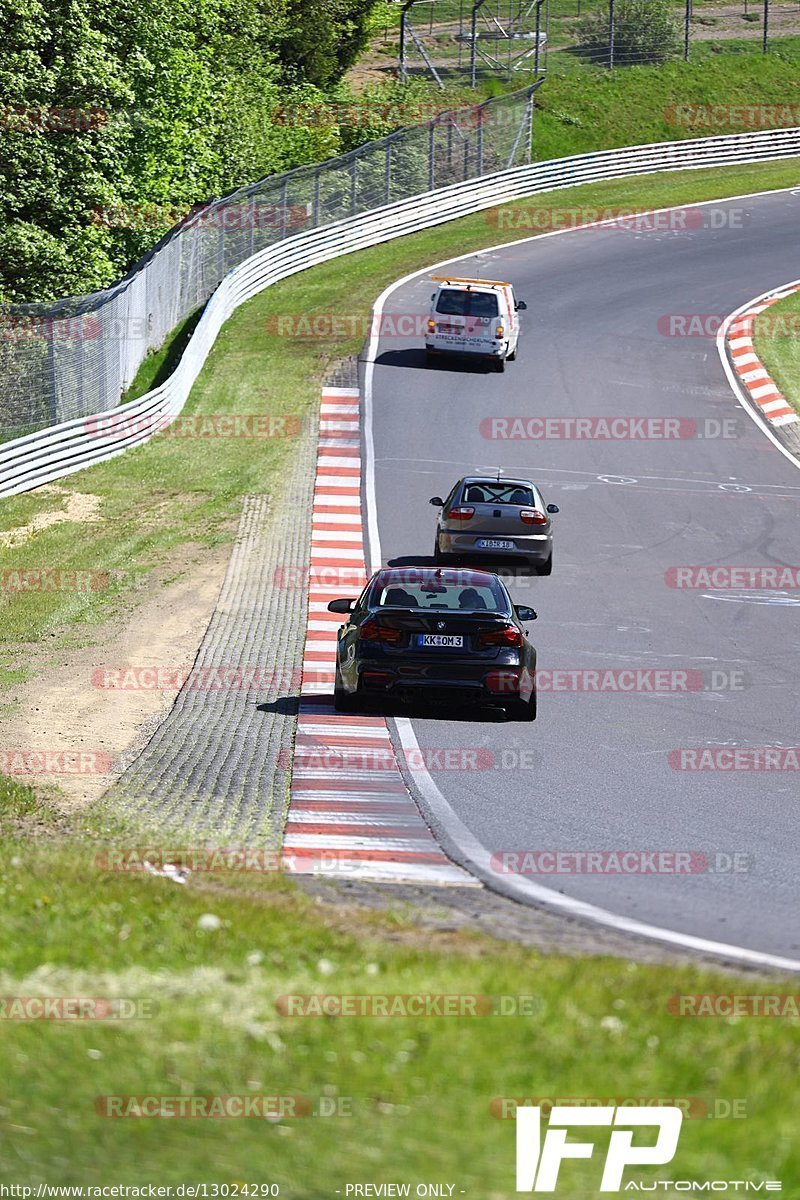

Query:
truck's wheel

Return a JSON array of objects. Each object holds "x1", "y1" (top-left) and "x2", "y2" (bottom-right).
[{"x1": 494, "y1": 357, "x2": 506, "y2": 373}]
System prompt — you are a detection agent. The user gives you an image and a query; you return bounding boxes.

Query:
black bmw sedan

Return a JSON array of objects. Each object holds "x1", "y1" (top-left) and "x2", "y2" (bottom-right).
[{"x1": 328, "y1": 566, "x2": 538, "y2": 720}]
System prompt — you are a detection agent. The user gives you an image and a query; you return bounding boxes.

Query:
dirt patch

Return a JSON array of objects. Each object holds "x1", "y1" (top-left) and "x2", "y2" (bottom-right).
[
  {"x1": 0, "y1": 486, "x2": 103, "y2": 549},
  {"x1": 0, "y1": 539, "x2": 231, "y2": 809}
]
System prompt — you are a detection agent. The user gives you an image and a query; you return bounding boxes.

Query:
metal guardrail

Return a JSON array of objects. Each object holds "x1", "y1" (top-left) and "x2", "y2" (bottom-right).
[
  {"x1": 3, "y1": 125, "x2": 800, "y2": 498},
  {"x1": 0, "y1": 87, "x2": 537, "y2": 439}
]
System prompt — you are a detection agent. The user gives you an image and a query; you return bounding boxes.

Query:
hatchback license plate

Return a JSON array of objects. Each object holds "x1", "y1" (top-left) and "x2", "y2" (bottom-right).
[
  {"x1": 476, "y1": 538, "x2": 515, "y2": 550},
  {"x1": 417, "y1": 634, "x2": 463, "y2": 648}
]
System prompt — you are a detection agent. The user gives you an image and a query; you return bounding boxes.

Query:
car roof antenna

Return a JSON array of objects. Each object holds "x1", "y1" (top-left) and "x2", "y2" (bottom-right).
[{"x1": 495, "y1": 467, "x2": 504, "y2": 483}]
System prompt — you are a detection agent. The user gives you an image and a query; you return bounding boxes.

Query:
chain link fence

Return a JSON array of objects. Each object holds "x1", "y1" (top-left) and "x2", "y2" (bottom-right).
[
  {"x1": 547, "y1": 0, "x2": 800, "y2": 70},
  {"x1": 0, "y1": 86, "x2": 538, "y2": 440}
]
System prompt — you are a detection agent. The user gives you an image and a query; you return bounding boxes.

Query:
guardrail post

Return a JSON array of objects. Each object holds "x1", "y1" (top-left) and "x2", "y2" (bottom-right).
[
  {"x1": 313, "y1": 168, "x2": 321, "y2": 227},
  {"x1": 608, "y1": 0, "x2": 615, "y2": 67},
  {"x1": 385, "y1": 141, "x2": 392, "y2": 205},
  {"x1": 429, "y1": 123, "x2": 436, "y2": 190},
  {"x1": 350, "y1": 157, "x2": 358, "y2": 217}
]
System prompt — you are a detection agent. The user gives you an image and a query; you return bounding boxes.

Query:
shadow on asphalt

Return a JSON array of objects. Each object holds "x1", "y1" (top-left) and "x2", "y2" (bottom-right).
[
  {"x1": 256, "y1": 697, "x2": 300, "y2": 715},
  {"x1": 297, "y1": 691, "x2": 511, "y2": 724},
  {"x1": 372, "y1": 348, "x2": 495, "y2": 373}
]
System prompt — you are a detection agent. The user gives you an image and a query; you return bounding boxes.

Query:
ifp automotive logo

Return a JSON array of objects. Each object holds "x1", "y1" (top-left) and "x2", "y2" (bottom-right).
[{"x1": 515, "y1": 1105, "x2": 683, "y2": 1192}]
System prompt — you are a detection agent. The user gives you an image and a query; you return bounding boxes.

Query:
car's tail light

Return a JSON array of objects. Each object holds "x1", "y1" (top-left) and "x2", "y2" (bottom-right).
[
  {"x1": 520, "y1": 509, "x2": 547, "y2": 525},
  {"x1": 362, "y1": 670, "x2": 394, "y2": 687},
  {"x1": 495, "y1": 324, "x2": 505, "y2": 338},
  {"x1": 446, "y1": 505, "x2": 475, "y2": 521},
  {"x1": 478, "y1": 625, "x2": 524, "y2": 649},
  {"x1": 427, "y1": 318, "x2": 435, "y2": 334},
  {"x1": 359, "y1": 618, "x2": 402, "y2": 644},
  {"x1": 485, "y1": 669, "x2": 521, "y2": 694}
]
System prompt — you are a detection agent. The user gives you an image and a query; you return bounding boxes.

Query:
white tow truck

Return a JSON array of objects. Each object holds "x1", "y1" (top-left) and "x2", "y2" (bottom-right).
[{"x1": 425, "y1": 275, "x2": 527, "y2": 372}]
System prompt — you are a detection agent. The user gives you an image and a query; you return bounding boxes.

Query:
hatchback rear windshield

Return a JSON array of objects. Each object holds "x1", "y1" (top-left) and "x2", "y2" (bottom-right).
[
  {"x1": 371, "y1": 575, "x2": 510, "y2": 613},
  {"x1": 435, "y1": 289, "x2": 500, "y2": 319},
  {"x1": 462, "y1": 482, "x2": 535, "y2": 506}
]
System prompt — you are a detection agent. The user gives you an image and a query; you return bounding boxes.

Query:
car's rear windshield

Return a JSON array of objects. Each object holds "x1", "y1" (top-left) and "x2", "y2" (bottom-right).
[
  {"x1": 371, "y1": 574, "x2": 510, "y2": 613},
  {"x1": 435, "y1": 289, "x2": 499, "y2": 319},
  {"x1": 462, "y1": 482, "x2": 535, "y2": 506}
]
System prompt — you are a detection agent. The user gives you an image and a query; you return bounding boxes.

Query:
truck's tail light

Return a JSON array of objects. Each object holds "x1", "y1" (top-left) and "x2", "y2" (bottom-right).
[
  {"x1": 478, "y1": 625, "x2": 524, "y2": 649},
  {"x1": 520, "y1": 509, "x2": 547, "y2": 525},
  {"x1": 495, "y1": 324, "x2": 505, "y2": 338},
  {"x1": 446, "y1": 506, "x2": 475, "y2": 521},
  {"x1": 359, "y1": 618, "x2": 402, "y2": 644},
  {"x1": 427, "y1": 318, "x2": 436, "y2": 333}
]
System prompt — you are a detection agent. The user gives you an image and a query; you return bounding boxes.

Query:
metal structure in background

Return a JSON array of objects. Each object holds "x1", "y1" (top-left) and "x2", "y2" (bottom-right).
[
  {"x1": 3, "y1": 124, "x2": 800, "y2": 499},
  {"x1": 0, "y1": 87, "x2": 538, "y2": 440}
]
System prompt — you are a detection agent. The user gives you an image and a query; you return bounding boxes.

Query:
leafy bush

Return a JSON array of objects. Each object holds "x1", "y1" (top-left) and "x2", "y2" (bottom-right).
[{"x1": 576, "y1": 0, "x2": 682, "y2": 65}]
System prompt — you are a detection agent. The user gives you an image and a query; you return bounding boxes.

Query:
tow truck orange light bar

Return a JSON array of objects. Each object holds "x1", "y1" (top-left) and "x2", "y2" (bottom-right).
[{"x1": 430, "y1": 275, "x2": 511, "y2": 287}]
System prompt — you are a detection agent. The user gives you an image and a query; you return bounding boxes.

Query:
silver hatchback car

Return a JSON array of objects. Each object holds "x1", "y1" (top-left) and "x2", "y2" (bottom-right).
[{"x1": 431, "y1": 476, "x2": 559, "y2": 574}]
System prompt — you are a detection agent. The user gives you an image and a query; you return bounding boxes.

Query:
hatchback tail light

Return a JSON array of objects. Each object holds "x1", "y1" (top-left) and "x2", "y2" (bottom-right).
[
  {"x1": 520, "y1": 509, "x2": 547, "y2": 525},
  {"x1": 446, "y1": 505, "x2": 475, "y2": 521},
  {"x1": 478, "y1": 625, "x2": 524, "y2": 649},
  {"x1": 359, "y1": 618, "x2": 402, "y2": 644}
]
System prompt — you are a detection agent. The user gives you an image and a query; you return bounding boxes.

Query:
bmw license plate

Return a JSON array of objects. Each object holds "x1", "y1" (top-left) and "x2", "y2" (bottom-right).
[
  {"x1": 417, "y1": 634, "x2": 463, "y2": 648},
  {"x1": 476, "y1": 538, "x2": 515, "y2": 550}
]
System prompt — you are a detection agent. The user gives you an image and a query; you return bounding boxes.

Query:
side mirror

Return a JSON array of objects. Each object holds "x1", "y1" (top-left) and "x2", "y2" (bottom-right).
[
  {"x1": 515, "y1": 605, "x2": 537, "y2": 622},
  {"x1": 546, "y1": 503, "x2": 559, "y2": 514},
  {"x1": 327, "y1": 598, "x2": 356, "y2": 614},
  {"x1": 431, "y1": 293, "x2": 436, "y2": 301},
  {"x1": 429, "y1": 496, "x2": 444, "y2": 507},
  {"x1": 516, "y1": 300, "x2": 528, "y2": 311}
]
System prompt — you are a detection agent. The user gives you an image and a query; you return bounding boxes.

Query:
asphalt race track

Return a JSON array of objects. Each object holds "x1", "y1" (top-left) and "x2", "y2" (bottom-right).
[{"x1": 366, "y1": 187, "x2": 800, "y2": 961}]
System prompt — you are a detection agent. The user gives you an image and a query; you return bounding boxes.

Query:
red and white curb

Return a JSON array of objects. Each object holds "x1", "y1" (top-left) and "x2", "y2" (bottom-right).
[
  {"x1": 727, "y1": 287, "x2": 800, "y2": 429},
  {"x1": 282, "y1": 386, "x2": 475, "y2": 886}
]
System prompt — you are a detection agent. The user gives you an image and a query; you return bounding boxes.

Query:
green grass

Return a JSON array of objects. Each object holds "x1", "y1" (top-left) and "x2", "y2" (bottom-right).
[
  {"x1": 3, "y1": 158, "x2": 800, "y2": 671},
  {"x1": 4, "y1": 160, "x2": 800, "y2": 1189},
  {"x1": 753, "y1": 287, "x2": 800, "y2": 412},
  {"x1": 0, "y1": 790, "x2": 798, "y2": 1188},
  {"x1": 122, "y1": 307, "x2": 206, "y2": 404},
  {"x1": 534, "y1": 40, "x2": 800, "y2": 159}
]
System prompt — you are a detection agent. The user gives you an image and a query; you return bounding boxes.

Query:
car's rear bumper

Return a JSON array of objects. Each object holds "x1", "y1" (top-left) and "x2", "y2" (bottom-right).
[
  {"x1": 439, "y1": 531, "x2": 552, "y2": 561},
  {"x1": 354, "y1": 661, "x2": 533, "y2": 703},
  {"x1": 426, "y1": 341, "x2": 505, "y2": 360}
]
